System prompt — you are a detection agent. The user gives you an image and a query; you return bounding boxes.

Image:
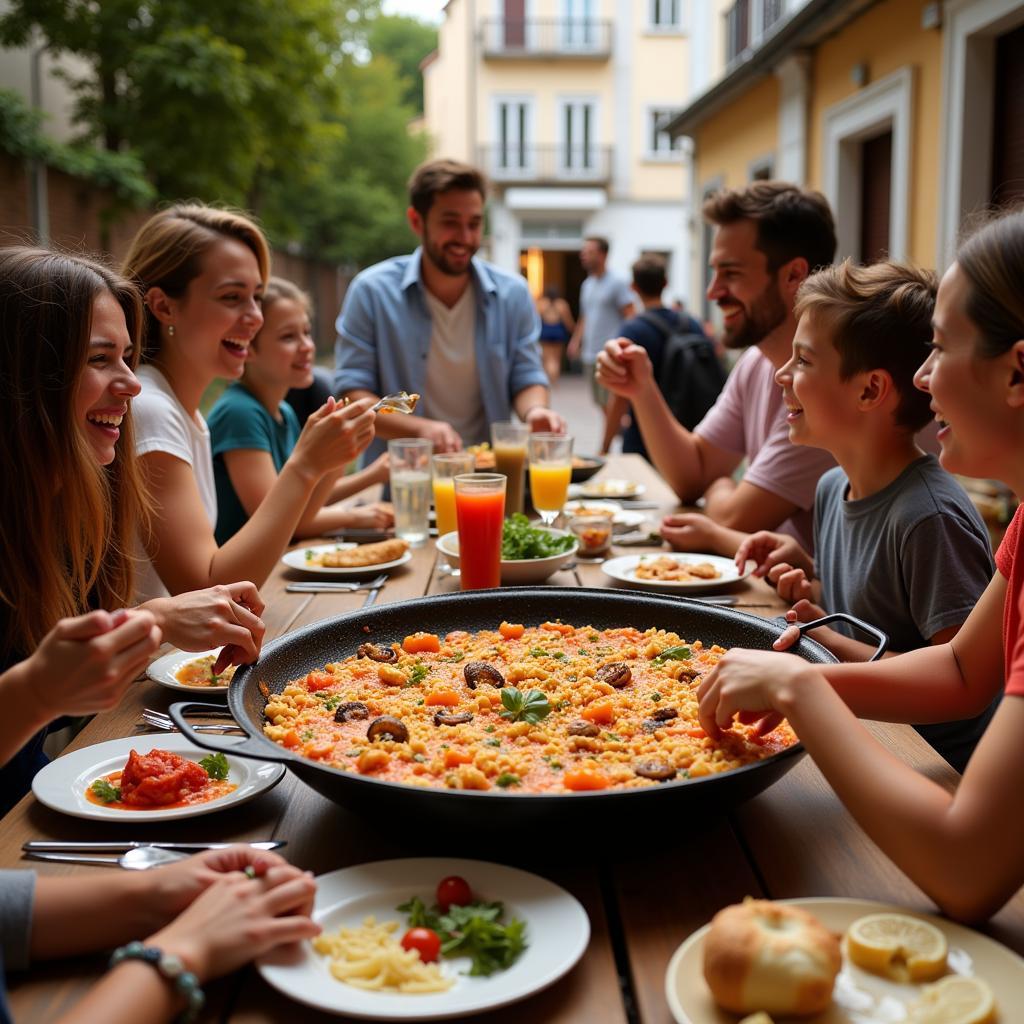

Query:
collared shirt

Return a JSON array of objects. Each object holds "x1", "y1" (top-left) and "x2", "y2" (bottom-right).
[
  {"x1": 334, "y1": 248, "x2": 547, "y2": 459},
  {"x1": 580, "y1": 270, "x2": 635, "y2": 363}
]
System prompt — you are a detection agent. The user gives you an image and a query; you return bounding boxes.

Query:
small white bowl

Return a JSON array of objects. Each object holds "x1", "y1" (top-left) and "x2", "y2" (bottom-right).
[{"x1": 437, "y1": 529, "x2": 578, "y2": 585}]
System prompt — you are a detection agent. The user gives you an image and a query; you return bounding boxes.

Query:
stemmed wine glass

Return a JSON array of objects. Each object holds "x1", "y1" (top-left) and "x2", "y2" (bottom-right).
[{"x1": 528, "y1": 433, "x2": 573, "y2": 528}]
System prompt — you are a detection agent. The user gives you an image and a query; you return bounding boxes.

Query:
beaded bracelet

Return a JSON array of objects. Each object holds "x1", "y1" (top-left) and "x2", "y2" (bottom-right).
[{"x1": 109, "y1": 941, "x2": 204, "y2": 1024}]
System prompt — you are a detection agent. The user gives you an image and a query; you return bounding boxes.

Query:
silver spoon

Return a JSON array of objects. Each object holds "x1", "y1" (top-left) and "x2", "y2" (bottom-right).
[{"x1": 24, "y1": 846, "x2": 190, "y2": 870}]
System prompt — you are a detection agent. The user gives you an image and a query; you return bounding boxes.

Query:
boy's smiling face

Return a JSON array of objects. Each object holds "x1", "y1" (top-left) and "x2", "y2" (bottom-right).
[{"x1": 776, "y1": 310, "x2": 864, "y2": 448}]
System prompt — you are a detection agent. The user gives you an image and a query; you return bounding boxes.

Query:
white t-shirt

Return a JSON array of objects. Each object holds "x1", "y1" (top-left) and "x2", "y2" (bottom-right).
[
  {"x1": 132, "y1": 365, "x2": 217, "y2": 601},
  {"x1": 421, "y1": 286, "x2": 489, "y2": 445}
]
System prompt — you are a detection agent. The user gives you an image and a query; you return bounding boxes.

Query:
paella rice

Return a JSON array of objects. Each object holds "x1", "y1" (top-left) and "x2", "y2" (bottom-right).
[{"x1": 262, "y1": 621, "x2": 795, "y2": 792}]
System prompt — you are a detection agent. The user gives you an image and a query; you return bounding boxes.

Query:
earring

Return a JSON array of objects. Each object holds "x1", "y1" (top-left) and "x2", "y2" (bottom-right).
[{"x1": 167, "y1": 324, "x2": 176, "y2": 337}]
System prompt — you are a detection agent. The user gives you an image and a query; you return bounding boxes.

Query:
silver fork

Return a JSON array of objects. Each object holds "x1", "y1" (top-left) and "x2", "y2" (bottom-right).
[
  {"x1": 286, "y1": 573, "x2": 387, "y2": 594},
  {"x1": 139, "y1": 709, "x2": 243, "y2": 734}
]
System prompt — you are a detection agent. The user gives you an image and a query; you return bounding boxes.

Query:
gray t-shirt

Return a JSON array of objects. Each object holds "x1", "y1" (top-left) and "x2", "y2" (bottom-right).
[
  {"x1": 1, "y1": 870, "x2": 35, "y2": 971},
  {"x1": 580, "y1": 271, "x2": 634, "y2": 363},
  {"x1": 814, "y1": 455, "x2": 997, "y2": 771}
]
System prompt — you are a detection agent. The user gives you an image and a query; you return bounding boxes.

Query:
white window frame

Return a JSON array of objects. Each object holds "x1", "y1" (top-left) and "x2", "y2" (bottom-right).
[
  {"x1": 645, "y1": 105, "x2": 685, "y2": 160},
  {"x1": 561, "y1": 0, "x2": 597, "y2": 50},
  {"x1": 822, "y1": 66, "x2": 913, "y2": 262},
  {"x1": 491, "y1": 95, "x2": 535, "y2": 179},
  {"x1": 937, "y1": 0, "x2": 1024, "y2": 266},
  {"x1": 557, "y1": 95, "x2": 601, "y2": 179},
  {"x1": 648, "y1": 0, "x2": 685, "y2": 33}
]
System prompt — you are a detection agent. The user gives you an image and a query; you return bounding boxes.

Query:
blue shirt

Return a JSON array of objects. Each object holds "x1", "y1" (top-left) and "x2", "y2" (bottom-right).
[{"x1": 334, "y1": 249, "x2": 548, "y2": 460}]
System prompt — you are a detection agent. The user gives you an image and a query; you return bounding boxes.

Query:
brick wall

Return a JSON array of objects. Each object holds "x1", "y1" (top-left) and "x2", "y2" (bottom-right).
[{"x1": 0, "y1": 153, "x2": 349, "y2": 353}]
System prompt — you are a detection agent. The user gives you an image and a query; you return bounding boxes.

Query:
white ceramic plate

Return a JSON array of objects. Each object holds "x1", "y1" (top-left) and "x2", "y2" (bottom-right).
[
  {"x1": 146, "y1": 647, "x2": 232, "y2": 696},
  {"x1": 259, "y1": 857, "x2": 590, "y2": 1020},
  {"x1": 574, "y1": 478, "x2": 647, "y2": 499},
  {"x1": 32, "y1": 734, "x2": 285, "y2": 822},
  {"x1": 436, "y1": 530, "x2": 578, "y2": 585},
  {"x1": 563, "y1": 500, "x2": 649, "y2": 529},
  {"x1": 602, "y1": 553, "x2": 750, "y2": 592},
  {"x1": 282, "y1": 543, "x2": 412, "y2": 577},
  {"x1": 665, "y1": 897, "x2": 1024, "y2": 1024}
]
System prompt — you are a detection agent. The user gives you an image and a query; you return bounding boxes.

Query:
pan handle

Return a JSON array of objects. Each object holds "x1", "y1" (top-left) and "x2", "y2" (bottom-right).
[
  {"x1": 791, "y1": 613, "x2": 889, "y2": 661},
  {"x1": 167, "y1": 701, "x2": 298, "y2": 763}
]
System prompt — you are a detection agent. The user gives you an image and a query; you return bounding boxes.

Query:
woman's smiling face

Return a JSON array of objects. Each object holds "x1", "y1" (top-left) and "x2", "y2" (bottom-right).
[
  {"x1": 161, "y1": 237, "x2": 264, "y2": 381},
  {"x1": 914, "y1": 262, "x2": 1019, "y2": 481},
  {"x1": 76, "y1": 290, "x2": 141, "y2": 466}
]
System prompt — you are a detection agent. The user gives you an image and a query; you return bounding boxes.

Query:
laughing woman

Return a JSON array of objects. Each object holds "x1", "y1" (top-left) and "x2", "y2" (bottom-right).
[
  {"x1": 121, "y1": 205, "x2": 377, "y2": 599},
  {"x1": 697, "y1": 208, "x2": 1024, "y2": 921},
  {"x1": 0, "y1": 248, "x2": 267, "y2": 809}
]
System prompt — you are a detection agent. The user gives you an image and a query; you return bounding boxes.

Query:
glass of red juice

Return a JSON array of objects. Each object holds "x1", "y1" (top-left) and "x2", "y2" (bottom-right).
[{"x1": 454, "y1": 473, "x2": 506, "y2": 590}]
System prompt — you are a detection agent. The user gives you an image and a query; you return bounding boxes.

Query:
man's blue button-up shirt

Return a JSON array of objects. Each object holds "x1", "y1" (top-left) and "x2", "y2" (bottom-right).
[{"x1": 334, "y1": 248, "x2": 547, "y2": 458}]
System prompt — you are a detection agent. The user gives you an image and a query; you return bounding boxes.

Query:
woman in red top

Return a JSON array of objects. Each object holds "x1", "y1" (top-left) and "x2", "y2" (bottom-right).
[{"x1": 698, "y1": 208, "x2": 1024, "y2": 921}]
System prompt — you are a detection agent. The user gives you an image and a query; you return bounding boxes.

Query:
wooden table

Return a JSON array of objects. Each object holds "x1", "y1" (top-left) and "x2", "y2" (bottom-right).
[{"x1": 6, "y1": 454, "x2": 1024, "y2": 1023}]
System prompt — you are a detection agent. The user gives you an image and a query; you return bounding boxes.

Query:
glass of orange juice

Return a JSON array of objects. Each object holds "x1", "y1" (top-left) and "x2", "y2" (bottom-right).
[
  {"x1": 528, "y1": 433, "x2": 573, "y2": 527},
  {"x1": 454, "y1": 473, "x2": 506, "y2": 590},
  {"x1": 431, "y1": 452, "x2": 475, "y2": 542}
]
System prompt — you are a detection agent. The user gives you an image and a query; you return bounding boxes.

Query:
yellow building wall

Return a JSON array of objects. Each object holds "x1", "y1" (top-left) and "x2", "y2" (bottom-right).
[
  {"x1": 693, "y1": 75, "x2": 780, "y2": 190},
  {"x1": 424, "y1": 0, "x2": 471, "y2": 160},
  {"x1": 806, "y1": 0, "x2": 943, "y2": 266}
]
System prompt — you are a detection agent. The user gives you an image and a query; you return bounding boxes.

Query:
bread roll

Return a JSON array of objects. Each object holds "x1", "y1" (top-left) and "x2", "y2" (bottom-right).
[{"x1": 703, "y1": 899, "x2": 841, "y2": 1016}]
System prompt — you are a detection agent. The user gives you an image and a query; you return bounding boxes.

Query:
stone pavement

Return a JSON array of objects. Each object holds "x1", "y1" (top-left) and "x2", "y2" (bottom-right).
[{"x1": 548, "y1": 367, "x2": 614, "y2": 457}]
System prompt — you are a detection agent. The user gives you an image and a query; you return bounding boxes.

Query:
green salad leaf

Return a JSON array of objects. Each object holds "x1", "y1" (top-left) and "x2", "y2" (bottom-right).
[
  {"x1": 397, "y1": 896, "x2": 528, "y2": 976},
  {"x1": 199, "y1": 752, "x2": 230, "y2": 780},
  {"x1": 90, "y1": 778, "x2": 121, "y2": 803},
  {"x1": 501, "y1": 514, "x2": 574, "y2": 560},
  {"x1": 653, "y1": 645, "x2": 691, "y2": 663}
]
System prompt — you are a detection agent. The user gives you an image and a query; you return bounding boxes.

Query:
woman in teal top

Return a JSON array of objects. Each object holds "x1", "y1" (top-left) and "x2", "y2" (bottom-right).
[{"x1": 209, "y1": 278, "x2": 392, "y2": 543}]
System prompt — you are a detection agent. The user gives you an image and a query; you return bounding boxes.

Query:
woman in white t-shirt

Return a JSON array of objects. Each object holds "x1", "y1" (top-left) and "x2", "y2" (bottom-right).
[{"x1": 123, "y1": 204, "x2": 376, "y2": 599}]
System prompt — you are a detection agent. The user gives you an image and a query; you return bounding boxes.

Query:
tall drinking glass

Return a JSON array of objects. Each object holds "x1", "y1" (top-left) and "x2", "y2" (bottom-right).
[
  {"x1": 528, "y1": 433, "x2": 573, "y2": 527},
  {"x1": 432, "y1": 452, "x2": 475, "y2": 539},
  {"x1": 490, "y1": 421, "x2": 529, "y2": 517},
  {"x1": 454, "y1": 473, "x2": 506, "y2": 590},
  {"x1": 389, "y1": 438, "x2": 432, "y2": 547}
]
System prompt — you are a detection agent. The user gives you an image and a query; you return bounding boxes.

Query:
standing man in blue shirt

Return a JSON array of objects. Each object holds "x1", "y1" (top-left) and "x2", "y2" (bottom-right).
[{"x1": 335, "y1": 160, "x2": 564, "y2": 456}]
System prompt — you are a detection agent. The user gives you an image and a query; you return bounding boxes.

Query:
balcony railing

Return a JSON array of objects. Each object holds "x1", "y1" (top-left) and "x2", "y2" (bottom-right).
[
  {"x1": 480, "y1": 18, "x2": 612, "y2": 59},
  {"x1": 724, "y1": 0, "x2": 785, "y2": 63},
  {"x1": 479, "y1": 145, "x2": 613, "y2": 186}
]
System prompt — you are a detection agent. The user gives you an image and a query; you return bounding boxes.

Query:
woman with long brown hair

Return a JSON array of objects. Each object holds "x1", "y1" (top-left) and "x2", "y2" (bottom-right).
[
  {"x1": 122, "y1": 205, "x2": 376, "y2": 598},
  {"x1": 0, "y1": 247, "x2": 266, "y2": 808}
]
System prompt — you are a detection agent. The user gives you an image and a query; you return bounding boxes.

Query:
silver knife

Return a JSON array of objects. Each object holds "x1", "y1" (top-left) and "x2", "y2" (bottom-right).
[{"x1": 23, "y1": 840, "x2": 286, "y2": 853}]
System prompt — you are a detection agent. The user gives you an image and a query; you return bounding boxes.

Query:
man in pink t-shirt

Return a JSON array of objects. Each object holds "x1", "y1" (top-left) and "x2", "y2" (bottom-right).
[{"x1": 597, "y1": 181, "x2": 837, "y2": 554}]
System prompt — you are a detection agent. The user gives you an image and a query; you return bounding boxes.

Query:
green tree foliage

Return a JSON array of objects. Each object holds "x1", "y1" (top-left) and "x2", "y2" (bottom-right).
[
  {"x1": 0, "y1": 0, "x2": 438, "y2": 267},
  {"x1": 365, "y1": 14, "x2": 438, "y2": 113}
]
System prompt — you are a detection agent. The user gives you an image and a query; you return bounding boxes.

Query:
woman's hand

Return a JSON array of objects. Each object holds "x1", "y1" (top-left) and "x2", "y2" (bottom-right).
[
  {"x1": 292, "y1": 397, "x2": 376, "y2": 481},
  {"x1": 697, "y1": 648, "x2": 822, "y2": 738},
  {"x1": 595, "y1": 338, "x2": 655, "y2": 400},
  {"x1": 660, "y1": 513, "x2": 719, "y2": 552},
  {"x1": 345, "y1": 502, "x2": 394, "y2": 530},
  {"x1": 147, "y1": 865, "x2": 319, "y2": 982},
  {"x1": 145, "y1": 583, "x2": 265, "y2": 673},
  {"x1": 24, "y1": 609, "x2": 161, "y2": 720}
]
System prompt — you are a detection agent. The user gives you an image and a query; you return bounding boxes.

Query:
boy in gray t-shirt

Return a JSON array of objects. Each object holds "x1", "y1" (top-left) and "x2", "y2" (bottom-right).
[{"x1": 736, "y1": 261, "x2": 997, "y2": 772}]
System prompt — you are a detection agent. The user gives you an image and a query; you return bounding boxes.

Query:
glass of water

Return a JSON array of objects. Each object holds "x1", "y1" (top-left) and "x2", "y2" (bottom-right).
[{"x1": 389, "y1": 438, "x2": 433, "y2": 547}]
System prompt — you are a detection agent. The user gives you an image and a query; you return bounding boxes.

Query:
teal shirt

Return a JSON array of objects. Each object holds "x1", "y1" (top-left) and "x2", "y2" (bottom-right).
[{"x1": 208, "y1": 383, "x2": 301, "y2": 544}]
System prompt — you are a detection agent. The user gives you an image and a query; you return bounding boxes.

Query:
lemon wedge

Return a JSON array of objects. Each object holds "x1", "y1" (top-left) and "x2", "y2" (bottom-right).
[
  {"x1": 846, "y1": 912, "x2": 948, "y2": 982},
  {"x1": 906, "y1": 975, "x2": 997, "y2": 1024}
]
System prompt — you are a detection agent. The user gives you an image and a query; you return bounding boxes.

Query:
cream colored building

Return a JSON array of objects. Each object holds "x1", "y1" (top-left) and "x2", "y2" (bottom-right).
[{"x1": 422, "y1": 0, "x2": 713, "y2": 308}]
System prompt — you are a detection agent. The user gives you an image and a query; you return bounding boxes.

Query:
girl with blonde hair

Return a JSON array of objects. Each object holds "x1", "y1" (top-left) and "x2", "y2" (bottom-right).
[
  {"x1": 122, "y1": 204, "x2": 376, "y2": 598},
  {"x1": 208, "y1": 276, "x2": 393, "y2": 542},
  {"x1": 698, "y1": 207, "x2": 1024, "y2": 921}
]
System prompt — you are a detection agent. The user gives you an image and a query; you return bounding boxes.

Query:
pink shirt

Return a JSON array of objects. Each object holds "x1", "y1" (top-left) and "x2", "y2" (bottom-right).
[{"x1": 694, "y1": 347, "x2": 835, "y2": 552}]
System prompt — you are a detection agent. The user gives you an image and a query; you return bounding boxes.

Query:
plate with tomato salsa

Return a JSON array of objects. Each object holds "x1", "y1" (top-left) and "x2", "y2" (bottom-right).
[
  {"x1": 32, "y1": 734, "x2": 286, "y2": 822},
  {"x1": 146, "y1": 647, "x2": 235, "y2": 696},
  {"x1": 258, "y1": 857, "x2": 590, "y2": 1020}
]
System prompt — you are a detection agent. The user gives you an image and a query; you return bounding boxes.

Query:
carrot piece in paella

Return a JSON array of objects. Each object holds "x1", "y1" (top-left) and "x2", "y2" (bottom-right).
[
  {"x1": 563, "y1": 768, "x2": 610, "y2": 791},
  {"x1": 444, "y1": 749, "x2": 474, "y2": 768},
  {"x1": 402, "y1": 632, "x2": 441, "y2": 653},
  {"x1": 540, "y1": 621, "x2": 574, "y2": 635},
  {"x1": 499, "y1": 621, "x2": 525, "y2": 639},
  {"x1": 424, "y1": 689, "x2": 461, "y2": 707},
  {"x1": 581, "y1": 699, "x2": 616, "y2": 724}
]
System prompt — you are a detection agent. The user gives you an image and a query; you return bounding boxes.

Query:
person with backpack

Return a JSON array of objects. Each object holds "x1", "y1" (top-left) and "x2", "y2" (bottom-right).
[
  {"x1": 597, "y1": 182, "x2": 838, "y2": 556},
  {"x1": 600, "y1": 255, "x2": 725, "y2": 459}
]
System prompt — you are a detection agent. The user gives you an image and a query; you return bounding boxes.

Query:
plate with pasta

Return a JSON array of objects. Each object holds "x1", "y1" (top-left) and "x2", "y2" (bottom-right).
[
  {"x1": 602, "y1": 553, "x2": 752, "y2": 592},
  {"x1": 258, "y1": 857, "x2": 590, "y2": 1019}
]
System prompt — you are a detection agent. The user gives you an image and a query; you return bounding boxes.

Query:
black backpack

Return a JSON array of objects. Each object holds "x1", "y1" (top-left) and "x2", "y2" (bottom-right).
[{"x1": 639, "y1": 311, "x2": 728, "y2": 431}]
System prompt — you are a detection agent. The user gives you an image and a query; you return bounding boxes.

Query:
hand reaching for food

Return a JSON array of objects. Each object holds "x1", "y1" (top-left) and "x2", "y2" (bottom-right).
[
  {"x1": 293, "y1": 397, "x2": 377, "y2": 480},
  {"x1": 735, "y1": 530, "x2": 814, "y2": 578}
]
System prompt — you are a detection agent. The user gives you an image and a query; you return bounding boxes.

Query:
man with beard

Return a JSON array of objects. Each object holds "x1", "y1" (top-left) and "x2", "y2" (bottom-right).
[
  {"x1": 335, "y1": 160, "x2": 563, "y2": 456},
  {"x1": 596, "y1": 182, "x2": 837, "y2": 554}
]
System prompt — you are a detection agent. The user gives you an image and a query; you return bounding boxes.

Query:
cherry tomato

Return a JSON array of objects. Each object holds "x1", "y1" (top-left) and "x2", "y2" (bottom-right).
[
  {"x1": 400, "y1": 926, "x2": 441, "y2": 963},
  {"x1": 436, "y1": 874, "x2": 473, "y2": 912}
]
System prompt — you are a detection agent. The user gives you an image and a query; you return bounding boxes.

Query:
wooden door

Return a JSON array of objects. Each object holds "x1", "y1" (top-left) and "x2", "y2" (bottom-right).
[
  {"x1": 992, "y1": 21, "x2": 1024, "y2": 207},
  {"x1": 859, "y1": 129, "x2": 892, "y2": 264}
]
